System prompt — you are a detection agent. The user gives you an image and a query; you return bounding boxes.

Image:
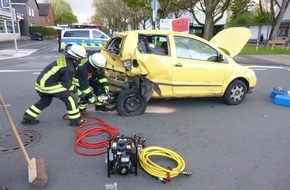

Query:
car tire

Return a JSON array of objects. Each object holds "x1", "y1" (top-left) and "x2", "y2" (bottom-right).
[
  {"x1": 223, "y1": 80, "x2": 247, "y2": 105},
  {"x1": 116, "y1": 89, "x2": 147, "y2": 116}
]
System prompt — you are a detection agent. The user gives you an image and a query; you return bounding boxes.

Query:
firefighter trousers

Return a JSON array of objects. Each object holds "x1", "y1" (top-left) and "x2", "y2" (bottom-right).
[{"x1": 24, "y1": 91, "x2": 81, "y2": 120}]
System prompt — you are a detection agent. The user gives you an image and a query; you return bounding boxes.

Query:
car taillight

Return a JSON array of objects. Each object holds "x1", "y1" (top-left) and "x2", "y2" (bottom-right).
[{"x1": 123, "y1": 59, "x2": 132, "y2": 71}]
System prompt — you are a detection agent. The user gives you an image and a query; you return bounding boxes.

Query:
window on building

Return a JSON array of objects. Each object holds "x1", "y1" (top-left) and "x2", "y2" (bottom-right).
[
  {"x1": 7, "y1": 21, "x2": 13, "y2": 33},
  {"x1": 32, "y1": 9, "x2": 34, "y2": 17},
  {"x1": 28, "y1": 7, "x2": 31, "y2": 16},
  {"x1": 14, "y1": 22, "x2": 19, "y2": 33},
  {"x1": 0, "y1": 20, "x2": 6, "y2": 33}
]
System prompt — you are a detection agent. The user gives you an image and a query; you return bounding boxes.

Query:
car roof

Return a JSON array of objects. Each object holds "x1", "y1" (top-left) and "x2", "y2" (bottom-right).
[
  {"x1": 116, "y1": 30, "x2": 195, "y2": 36},
  {"x1": 63, "y1": 28, "x2": 101, "y2": 31}
]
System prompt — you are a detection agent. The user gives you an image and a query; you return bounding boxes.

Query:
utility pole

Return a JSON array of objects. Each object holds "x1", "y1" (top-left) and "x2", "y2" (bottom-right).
[{"x1": 151, "y1": 0, "x2": 160, "y2": 29}]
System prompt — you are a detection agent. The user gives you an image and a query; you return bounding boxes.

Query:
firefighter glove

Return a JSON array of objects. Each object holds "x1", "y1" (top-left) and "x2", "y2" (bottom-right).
[
  {"x1": 76, "y1": 89, "x2": 86, "y2": 98},
  {"x1": 103, "y1": 86, "x2": 110, "y2": 95}
]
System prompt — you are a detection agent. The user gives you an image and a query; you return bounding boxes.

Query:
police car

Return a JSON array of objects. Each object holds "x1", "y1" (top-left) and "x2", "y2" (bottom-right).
[{"x1": 60, "y1": 28, "x2": 110, "y2": 52}]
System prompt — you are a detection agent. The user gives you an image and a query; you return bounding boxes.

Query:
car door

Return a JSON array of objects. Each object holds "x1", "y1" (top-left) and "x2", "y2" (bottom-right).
[
  {"x1": 92, "y1": 30, "x2": 110, "y2": 50},
  {"x1": 170, "y1": 34, "x2": 227, "y2": 97}
]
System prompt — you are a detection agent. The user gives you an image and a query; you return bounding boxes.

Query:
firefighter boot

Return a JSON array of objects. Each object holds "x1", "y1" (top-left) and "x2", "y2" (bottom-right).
[
  {"x1": 80, "y1": 108, "x2": 86, "y2": 114},
  {"x1": 21, "y1": 113, "x2": 40, "y2": 125},
  {"x1": 69, "y1": 117, "x2": 87, "y2": 127}
]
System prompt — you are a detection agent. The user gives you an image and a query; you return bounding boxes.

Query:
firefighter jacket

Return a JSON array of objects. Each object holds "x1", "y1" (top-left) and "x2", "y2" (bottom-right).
[
  {"x1": 73, "y1": 59, "x2": 109, "y2": 96},
  {"x1": 35, "y1": 56, "x2": 77, "y2": 94}
]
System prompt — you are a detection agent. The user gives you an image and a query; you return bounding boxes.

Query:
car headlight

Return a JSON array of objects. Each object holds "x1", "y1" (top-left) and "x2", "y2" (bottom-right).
[{"x1": 123, "y1": 59, "x2": 132, "y2": 71}]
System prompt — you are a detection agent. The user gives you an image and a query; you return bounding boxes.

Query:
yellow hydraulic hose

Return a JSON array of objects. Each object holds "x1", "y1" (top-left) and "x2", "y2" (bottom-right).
[{"x1": 138, "y1": 146, "x2": 191, "y2": 182}]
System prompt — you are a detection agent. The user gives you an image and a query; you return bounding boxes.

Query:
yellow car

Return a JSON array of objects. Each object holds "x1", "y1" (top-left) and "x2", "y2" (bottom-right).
[{"x1": 101, "y1": 27, "x2": 257, "y2": 116}]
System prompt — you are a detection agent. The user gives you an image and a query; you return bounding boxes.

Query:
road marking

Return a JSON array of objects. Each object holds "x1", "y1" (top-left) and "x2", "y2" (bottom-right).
[
  {"x1": 0, "y1": 69, "x2": 42, "y2": 73},
  {"x1": 247, "y1": 65, "x2": 290, "y2": 71},
  {"x1": 0, "y1": 104, "x2": 11, "y2": 107}
]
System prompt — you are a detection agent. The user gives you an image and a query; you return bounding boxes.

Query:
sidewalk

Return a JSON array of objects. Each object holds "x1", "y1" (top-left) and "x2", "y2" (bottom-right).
[
  {"x1": 234, "y1": 54, "x2": 290, "y2": 66},
  {"x1": 0, "y1": 49, "x2": 38, "y2": 60}
]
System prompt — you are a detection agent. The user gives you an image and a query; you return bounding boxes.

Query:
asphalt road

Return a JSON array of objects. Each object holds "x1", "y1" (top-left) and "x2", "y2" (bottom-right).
[{"x1": 1, "y1": 39, "x2": 290, "y2": 190}]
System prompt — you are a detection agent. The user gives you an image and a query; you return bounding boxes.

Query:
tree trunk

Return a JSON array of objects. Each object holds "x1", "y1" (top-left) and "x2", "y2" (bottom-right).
[
  {"x1": 270, "y1": 0, "x2": 290, "y2": 39},
  {"x1": 203, "y1": 5, "x2": 214, "y2": 40}
]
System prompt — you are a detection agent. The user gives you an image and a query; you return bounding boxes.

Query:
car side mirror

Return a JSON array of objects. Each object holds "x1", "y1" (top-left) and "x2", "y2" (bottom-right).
[{"x1": 207, "y1": 55, "x2": 224, "y2": 62}]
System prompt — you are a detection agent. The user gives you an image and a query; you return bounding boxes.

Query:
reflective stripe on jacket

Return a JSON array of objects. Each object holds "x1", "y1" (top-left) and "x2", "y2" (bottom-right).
[
  {"x1": 73, "y1": 59, "x2": 108, "y2": 96},
  {"x1": 35, "y1": 56, "x2": 76, "y2": 94}
]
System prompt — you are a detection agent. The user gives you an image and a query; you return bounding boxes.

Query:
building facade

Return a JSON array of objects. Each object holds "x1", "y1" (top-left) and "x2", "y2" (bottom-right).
[
  {"x1": 38, "y1": 3, "x2": 54, "y2": 27},
  {"x1": 11, "y1": 0, "x2": 40, "y2": 38}
]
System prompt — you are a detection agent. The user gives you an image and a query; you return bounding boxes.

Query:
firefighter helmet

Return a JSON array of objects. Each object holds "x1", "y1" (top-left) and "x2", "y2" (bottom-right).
[
  {"x1": 89, "y1": 53, "x2": 106, "y2": 68},
  {"x1": 67, "y1": 44, "x2": 86, "y2": 59}
]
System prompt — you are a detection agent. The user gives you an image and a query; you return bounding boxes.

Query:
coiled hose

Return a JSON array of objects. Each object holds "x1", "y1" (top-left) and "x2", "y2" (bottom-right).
[
  {"x1": 138, "y1": 146, "x2": 191, "y2": 182},
  {"x1": 71, "y1": 114, "x2": 119, "y2": 156}
]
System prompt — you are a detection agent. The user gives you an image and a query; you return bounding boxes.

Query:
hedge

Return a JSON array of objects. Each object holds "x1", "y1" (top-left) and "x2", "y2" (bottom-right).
[{"x1": 29, "y1": 26, "x2": 56, "y2": 36}]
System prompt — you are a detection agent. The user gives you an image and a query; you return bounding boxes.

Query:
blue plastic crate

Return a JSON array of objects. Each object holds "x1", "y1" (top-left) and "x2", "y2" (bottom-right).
[
  {"x1": 270, "y1": 88, "x2": 289, "y2": 99},
  {"x1": 274, "y1": 94, "x2": 290, "y2": 107}
]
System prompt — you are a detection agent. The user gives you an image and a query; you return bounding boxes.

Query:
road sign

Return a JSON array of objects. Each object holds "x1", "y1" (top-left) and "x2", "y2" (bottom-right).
[
  {"x1": 151, "y1": 0, "x2": 160, "y2": 11},
  {"x1": 1, "y1": 0, "x2": 10, "y2": 8}
]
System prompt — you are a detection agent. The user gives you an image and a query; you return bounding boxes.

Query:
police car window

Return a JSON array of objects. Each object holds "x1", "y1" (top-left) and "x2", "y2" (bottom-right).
[
  {"x1": 93, "y1": 30, "x2": 104, "y2": 38},
  {"x1": 64, "y1": 30, "x2": 89, "y2": 38},
  {"x1": 174, "y1": 36, "x2": 217, "y2": 61}
]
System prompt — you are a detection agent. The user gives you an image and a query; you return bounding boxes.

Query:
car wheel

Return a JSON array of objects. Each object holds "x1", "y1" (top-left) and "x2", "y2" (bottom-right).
[
  {"x1": 116, "y1": 89, "x2": 147, "y2": 116},
  {"x1": 223, "y1": 80, "x2": 247, "y2": 105}
]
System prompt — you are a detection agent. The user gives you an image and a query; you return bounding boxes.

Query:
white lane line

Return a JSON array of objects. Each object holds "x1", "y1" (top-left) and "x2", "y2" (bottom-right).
[
  {"x1": 0, "y1": 70, "x2": 42, "y2": 73},
  {"x1": 247, "y1": 65, "x2": 289, "y2": 69},
  {"x1": 0, "y1": 104, "x2": 11, "y2": 107}
]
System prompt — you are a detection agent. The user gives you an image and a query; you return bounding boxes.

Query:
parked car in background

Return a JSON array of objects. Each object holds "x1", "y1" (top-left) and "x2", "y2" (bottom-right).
[
  {"x1": 101, "y1": 27, "x2": 257, "y2": 116},
  {"x1": 60, "y1": 28, "x2": 110, "y2": 52},
  {"x1": 31, "y1": 32, "x2": 44, "y2": 41}
]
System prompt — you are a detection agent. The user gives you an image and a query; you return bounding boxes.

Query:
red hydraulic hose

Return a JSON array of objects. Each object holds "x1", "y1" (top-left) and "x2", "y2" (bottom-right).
[{"x1": 64, "y1": 114, "x2": 119, "y2": 156}]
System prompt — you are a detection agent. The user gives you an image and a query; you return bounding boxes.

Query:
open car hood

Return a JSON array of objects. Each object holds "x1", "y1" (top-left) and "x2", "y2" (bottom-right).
[{"x1": 209, "y1": 27, "x2": 251, "y2": 57}]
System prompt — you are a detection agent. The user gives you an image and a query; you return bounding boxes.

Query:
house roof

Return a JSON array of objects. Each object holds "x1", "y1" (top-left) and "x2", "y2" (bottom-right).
[
  {"x1": 11, "y1": 0, "x2": 39, "y2": 9},
  {"x1": 38, "y1": 3, "x2": 50, "y2": 16}
]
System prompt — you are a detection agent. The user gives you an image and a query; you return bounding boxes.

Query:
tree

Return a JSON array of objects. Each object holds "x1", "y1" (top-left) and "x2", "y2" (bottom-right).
[
  {"x1": 92, "y1": 0, "x2": 135, "y2": 33},
  {"x1": 174, "y1": 0, "x2": 232, "y2": 40},
  {"x1": 122, "y1": 0, "x2": 152, "y2": 29},
  {"x1": 228, "y1": 11, "x2": 269, "y2": 25},
  {"x1": 44, "y1": 0, "x2": 78, "y2": 24},
  {"x1": 259, "y1": 0, "x2": 290, "y2": 40},
  {"x1": 229, "y1": 0, "x2": 255, "y2": 21}
]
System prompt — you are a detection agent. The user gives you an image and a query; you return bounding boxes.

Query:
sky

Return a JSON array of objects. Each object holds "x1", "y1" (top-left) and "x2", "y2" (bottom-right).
[{"x1": 36, "y1": 0, "x2": 95, "y2": 23}]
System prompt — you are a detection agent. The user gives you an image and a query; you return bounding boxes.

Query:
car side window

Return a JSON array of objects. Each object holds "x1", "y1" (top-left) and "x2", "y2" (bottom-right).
[
  {"x1": 64, "y1": 30, "x2": 89, "y2": 38},
  {"x1": 138, "y1": 35, "x2": 168, "y2": 55},
  {"x1": 106, "y1": 37, "x2": 123, "y2": 54},
  {"x1": 174, "y1": 36, "x2": 218, "y2": 62},
  {"x1": 93, "y1": 30, "x2": 104, "y2": 38}
]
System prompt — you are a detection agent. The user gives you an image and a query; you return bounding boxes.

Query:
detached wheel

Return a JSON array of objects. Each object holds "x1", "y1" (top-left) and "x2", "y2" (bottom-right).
[
  {"x1": 223, "y1": 80, "x2": 247, "y2": 105},
  {"x1": 116, "y1": 89, "x2": 147, "y2": 116}
]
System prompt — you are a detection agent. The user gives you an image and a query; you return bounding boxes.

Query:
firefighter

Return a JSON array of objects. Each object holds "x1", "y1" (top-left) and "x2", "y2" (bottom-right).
[
  {"x1": 73, "y1": 53, "x2": 110, "y2": 113},
  {"x1": 21, "y1": 44, "x2": 88, "y2": 127}
]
